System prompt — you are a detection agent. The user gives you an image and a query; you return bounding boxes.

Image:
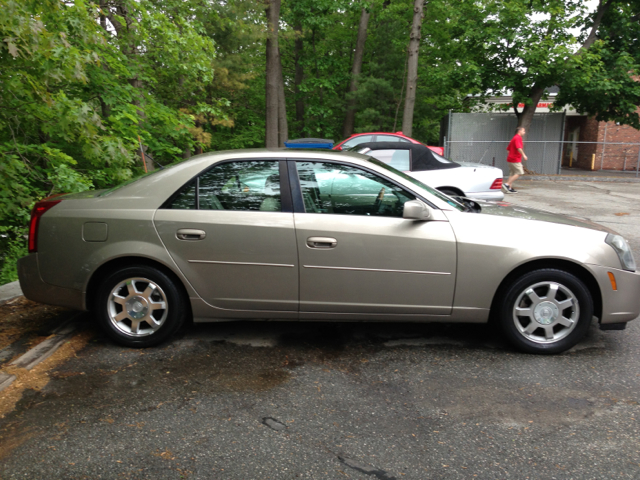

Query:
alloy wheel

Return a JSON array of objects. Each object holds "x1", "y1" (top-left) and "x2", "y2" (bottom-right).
[
  {"x1": 512, "y1": 281, "x2": 580, "y2": 344},
  {"x1": 107, "y1": 277, "x2": 169, "y2": 337}
]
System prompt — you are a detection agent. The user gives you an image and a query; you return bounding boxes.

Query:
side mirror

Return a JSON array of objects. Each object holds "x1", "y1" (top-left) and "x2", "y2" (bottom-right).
[{"x1": 403, "y1": 199, "x2": 432, "y2": 221}]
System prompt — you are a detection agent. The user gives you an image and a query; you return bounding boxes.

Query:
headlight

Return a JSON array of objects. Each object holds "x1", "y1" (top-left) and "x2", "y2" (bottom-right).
[{"x1": 605, "y1": 234, "x2": 636, "y2": 272}]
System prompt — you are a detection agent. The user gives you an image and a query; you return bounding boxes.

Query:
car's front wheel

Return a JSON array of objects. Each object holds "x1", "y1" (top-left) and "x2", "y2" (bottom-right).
[
  {"x1": 498, "y1": 269, "x2": 593, "y2": 354},
  {"x1": 96, "y1": 265, "x2": 187, "y2": 347}
]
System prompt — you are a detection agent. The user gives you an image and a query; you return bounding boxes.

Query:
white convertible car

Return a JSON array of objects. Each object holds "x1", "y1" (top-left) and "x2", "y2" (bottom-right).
[{"x1": 353, "y1": 142, "x2": 505, "y2": 201}]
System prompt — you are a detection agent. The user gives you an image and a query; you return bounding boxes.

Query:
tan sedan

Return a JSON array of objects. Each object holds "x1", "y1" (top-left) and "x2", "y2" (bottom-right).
[{"x1": 18, "y1": 149, "x2": 640, "y2": 353}]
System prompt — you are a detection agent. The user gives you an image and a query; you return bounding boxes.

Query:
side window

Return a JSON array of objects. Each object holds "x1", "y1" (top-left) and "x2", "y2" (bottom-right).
[
  {"x1": 366, "y1": 149, "x2": 411, "y2": 171},
  {"x1": 375, "y1": 134, "x2": 410, "y2": 143},
  {"x1": 296, "y1": 162, "x2": 415, "y2": 217},
  {"x1": 167, "y1": 161, "x2": 281, "y2": 211},
  {"x1": 341, "y1": 135, "x2": 373, "y2": 149},
  {"x1": 167, "y1": 180, "x2": 196, "y2": 209}
]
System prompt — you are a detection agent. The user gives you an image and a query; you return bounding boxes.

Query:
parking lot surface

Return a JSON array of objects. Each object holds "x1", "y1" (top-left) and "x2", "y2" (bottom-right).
[{"x1": 1, "y1": 179, "x2": 640, "y2": 479}]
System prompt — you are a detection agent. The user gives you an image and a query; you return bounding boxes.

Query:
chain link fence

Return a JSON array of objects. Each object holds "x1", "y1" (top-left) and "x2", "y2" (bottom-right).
[
  {"x1": 442, "y1": 112, "x2": 564, "y2": 175},
  {"x1": 443, "y1": 139, "x2": 640, "y2": 177},
  {"x1": 441, "y1": 112, "x2": 640, "y2": 176}
]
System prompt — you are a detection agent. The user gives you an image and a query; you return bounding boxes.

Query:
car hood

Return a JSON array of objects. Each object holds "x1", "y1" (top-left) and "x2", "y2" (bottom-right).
[{"x1": 478, "y1": 201, "x2": 616, "y2": 233}]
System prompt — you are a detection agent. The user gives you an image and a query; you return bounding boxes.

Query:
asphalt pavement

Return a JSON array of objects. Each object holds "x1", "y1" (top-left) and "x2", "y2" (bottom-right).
[{"x1": 1, "y1": 178, "x2": 640, "y2": 480}]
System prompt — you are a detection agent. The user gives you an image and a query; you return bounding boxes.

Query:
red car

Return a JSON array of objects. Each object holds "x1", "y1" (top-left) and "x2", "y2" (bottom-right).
[{"x1": 333, "y1": 131, "x2": 444, "y2": 156}]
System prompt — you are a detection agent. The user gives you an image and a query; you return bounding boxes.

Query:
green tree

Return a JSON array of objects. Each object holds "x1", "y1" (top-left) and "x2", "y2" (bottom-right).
[
  {"x1": 456, "y1": 0, "x2": 640, "y2": 134},
  {"x1": 0, "y1": 0, "x2": 218, "y2": 282}
]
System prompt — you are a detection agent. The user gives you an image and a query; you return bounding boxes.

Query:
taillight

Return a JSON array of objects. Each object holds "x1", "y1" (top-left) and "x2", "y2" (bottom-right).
[
  {"x1": 490, "y1": 178, "x2": 503, "y2": 190},
  {"x1": 28, "y1": 199, "x2": 62, "y2": 253}
]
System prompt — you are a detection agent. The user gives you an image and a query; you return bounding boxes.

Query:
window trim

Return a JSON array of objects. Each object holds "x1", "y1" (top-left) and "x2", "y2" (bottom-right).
[{"x1": 286, "y1": 158, "x2": 438, "y2": 214}]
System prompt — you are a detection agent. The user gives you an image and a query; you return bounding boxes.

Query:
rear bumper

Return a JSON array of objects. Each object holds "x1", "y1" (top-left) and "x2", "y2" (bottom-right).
[
  {"x1": 466, "y1": 190, "x2": 505, "y2": 201},
  {"x1": 17, "y1": 254, "x2": 84, "y2": 310},
  {"x1": 588, "y1": 264, "x2": 640, "y2": 324}
]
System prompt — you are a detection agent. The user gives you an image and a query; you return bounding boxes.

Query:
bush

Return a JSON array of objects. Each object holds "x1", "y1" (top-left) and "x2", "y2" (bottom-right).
[{"x1": 0, "y1": 230, "x2": 28, "y2": 285}]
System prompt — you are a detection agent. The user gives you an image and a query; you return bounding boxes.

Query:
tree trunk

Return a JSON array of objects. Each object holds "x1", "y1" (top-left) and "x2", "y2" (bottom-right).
[
  {"x1": 100, "y1": 97, "x2": 111, "y2": 119},
  {"x1": 577, "y1": 0, "x2": 614, "y2": 54},
  {"x1": 516, "y1": 0, "x2": 614, "y2": 137},
  {"x1": 265, "y1": 0, "x2": 281, "y2": 148},
  {"x1": 401, "y1": 0, "x2": 424, "y2": 138},
  {"x1": 277, "y1": 51, "x2": 288, "y2": 147},
  {"x1": 342, "y1": 7, "x2": 371, "y2": 139},
  {"x1": 516, "y1": 87, "x2": 545, "y2": 138},
  {"x1": 294, "y1": 21, "x2": 305, "y2": 128}
]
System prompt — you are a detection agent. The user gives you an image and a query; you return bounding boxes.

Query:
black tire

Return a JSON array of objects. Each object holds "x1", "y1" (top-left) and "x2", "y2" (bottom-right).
[
  {"x1": 497, "y1": 268, "x2": 593, "y2": 354},
  {"x1": 96, "y1": 265, "x2": 187, "y2": 347}
]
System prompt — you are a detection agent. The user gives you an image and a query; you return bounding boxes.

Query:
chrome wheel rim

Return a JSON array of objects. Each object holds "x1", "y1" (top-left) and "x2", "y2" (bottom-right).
[
  {"x1": 512, "y1": 281, "x2": 580, "y2": 344},
  {"x1": 107, "y1": 277, "x2": 168, "y2": 337}
]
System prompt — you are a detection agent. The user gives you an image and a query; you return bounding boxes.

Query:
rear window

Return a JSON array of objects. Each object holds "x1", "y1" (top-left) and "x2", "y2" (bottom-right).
[
  {"x1": 432, "y1": 152, "x2": 455, "y2": 164},
  {"x1": 366, "y1": 149, "x2": 411, "y2": 171},
  {"x1": 375, "y1": 134, "x2": 410, "y2": 143},
  {"x1": 341, "y1": 135, "x2": 373, "y2": 149}
]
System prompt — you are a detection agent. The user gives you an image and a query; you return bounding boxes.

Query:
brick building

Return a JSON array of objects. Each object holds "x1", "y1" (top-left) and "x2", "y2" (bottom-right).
[{"x1": 563, "y1": 116, "x2": 640, "y2": 171}]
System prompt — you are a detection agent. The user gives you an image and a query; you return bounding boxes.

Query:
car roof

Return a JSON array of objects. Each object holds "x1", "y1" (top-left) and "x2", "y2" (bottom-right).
[
  {"x1": 94, "y1": 148, "x2": 456, "y2": 211},
  {"x1": 348, "y1": 131, "x2": 408, "y2": 136},
  {"x1": 103, "y1": 148, "x2": 382, "y2": 197}
]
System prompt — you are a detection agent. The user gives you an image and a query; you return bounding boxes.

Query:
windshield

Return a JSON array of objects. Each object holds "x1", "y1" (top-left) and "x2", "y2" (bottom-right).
[{"x1": 366, "y1": 157, "x2": 465, "y2": 211}]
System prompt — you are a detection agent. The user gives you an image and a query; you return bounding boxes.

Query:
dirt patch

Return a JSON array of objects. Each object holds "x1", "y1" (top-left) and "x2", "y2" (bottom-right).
[
  {"x1": 0, "y1": 297, "x2": 70, "y2": 351},
  {"x1": 0, "y1": 426, "x2": 34, "y2": 462},
  {"x1": 0, "y1": 331, "x2": 93, "y2": 419}
]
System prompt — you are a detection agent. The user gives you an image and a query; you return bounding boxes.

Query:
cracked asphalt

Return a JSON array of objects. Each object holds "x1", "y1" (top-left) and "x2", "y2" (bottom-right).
[{"x1": 1, "y1": 179, "x2": 640, "y2": 479}]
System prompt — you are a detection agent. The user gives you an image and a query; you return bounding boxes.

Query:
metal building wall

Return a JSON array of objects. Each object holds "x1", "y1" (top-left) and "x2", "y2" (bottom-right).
[{"x1": 443, "y1": 113, "x2": 565, "y2": 175}]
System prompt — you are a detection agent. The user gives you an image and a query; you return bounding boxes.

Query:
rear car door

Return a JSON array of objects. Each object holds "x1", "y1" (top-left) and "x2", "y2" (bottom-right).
[
  {"x1": 291, "y1": 160, "x2": 457, "y2": 316},
  {"x1": 154, "y1": 159, "x2": 298, "y2": 312}
]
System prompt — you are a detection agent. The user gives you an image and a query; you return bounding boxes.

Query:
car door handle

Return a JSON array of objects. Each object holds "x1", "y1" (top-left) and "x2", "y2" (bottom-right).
[
  {"x1": 307, "y1": 237, "x2": 337, "y2": 249},
  {"x1": 176, "y1": 229, "x2": 206, "y2": 241}
]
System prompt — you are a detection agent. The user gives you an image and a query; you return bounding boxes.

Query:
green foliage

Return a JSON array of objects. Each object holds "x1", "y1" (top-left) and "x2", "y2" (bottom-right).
[
  {"x1": 0, "y1": 228, "x2": 27, "y2": 285},
  {"x1": 0, "y1": 0, "x2": 221, "y2": 283},
  {"x1": 448, "y1": 0, "x2": 640, "y2": 126}
]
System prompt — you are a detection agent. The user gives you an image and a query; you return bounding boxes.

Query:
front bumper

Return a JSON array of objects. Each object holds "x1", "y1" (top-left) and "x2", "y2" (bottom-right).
[
  {"x1": 588, "y1": 263, "x2": 640, "y2": 324},
  {"x1": 17, "y1": 254, "x2": 84, "y2": 310}
]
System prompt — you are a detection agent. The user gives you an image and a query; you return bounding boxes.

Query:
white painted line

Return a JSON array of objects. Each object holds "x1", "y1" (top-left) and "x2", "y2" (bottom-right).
[
  {"x1": 0, "y1": 373, "x2": 16, "y2": 392},
  {"x1": 0, "y1": 281, "x2": 23, "y2": 306},
  {"x1": 10, "y1": 332, "x2": 75, "y2": 371}
]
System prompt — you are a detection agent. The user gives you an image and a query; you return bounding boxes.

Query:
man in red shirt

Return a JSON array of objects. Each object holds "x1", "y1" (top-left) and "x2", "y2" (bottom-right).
[{"x1": 503, "y1": 127, "x2": 528, "y2": 193}]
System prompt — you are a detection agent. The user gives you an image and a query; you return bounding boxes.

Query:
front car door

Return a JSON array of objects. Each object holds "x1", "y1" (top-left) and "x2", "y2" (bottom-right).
[
  {"x1": 154, "y1": 159, "x2": 298, "y2": 313},
  {"x1": 291, "y1": 160, "x2": 457, "y2": 317}
]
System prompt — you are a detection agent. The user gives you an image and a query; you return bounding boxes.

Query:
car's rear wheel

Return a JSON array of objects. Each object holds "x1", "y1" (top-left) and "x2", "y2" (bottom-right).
[
  {"x1": 498, "y1": 269, "x2": 593, "y2": 354},
  {"x1": 96, "y1": 265, "x2": 187, "y2": 347}
]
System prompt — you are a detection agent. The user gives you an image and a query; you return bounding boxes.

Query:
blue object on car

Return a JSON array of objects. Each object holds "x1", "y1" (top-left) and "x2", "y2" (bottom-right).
[{"x1": 284, "y1": 138, "x2": 334, "y2": 149}]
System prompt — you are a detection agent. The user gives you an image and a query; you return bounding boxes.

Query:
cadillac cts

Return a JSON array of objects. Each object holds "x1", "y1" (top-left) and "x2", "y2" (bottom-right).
[{"x1": 18, "y1": 149, "x2": 640, "y2": 354}]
